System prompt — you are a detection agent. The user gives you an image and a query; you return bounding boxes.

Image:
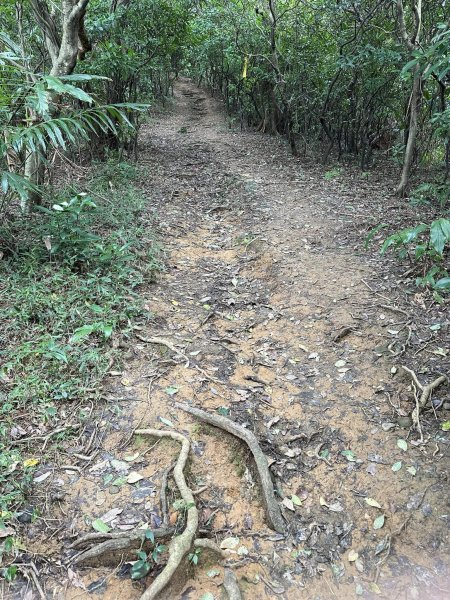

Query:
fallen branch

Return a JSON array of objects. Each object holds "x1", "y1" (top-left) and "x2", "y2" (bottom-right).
[
  {"x1": 135, "y1": 428, "x2": 198, "y2": 600},
  {"x1": 401, "y1": 367, "x2": 448, "y2": 439},
  {"x1": 223, "y1": 568, "x2": 243, "y2": 600},
  {"x1": 175, "y1": 403, "x2": 285, "y2": 534}
]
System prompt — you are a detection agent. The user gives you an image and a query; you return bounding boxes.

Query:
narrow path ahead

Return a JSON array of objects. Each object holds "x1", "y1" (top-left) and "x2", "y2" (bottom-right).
[{"x1": 49, "y1": 80, "x2": 447, "y2": 599}]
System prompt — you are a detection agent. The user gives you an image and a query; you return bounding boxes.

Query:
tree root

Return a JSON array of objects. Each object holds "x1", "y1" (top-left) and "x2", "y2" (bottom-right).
[
  {"x1": 70, "y1": 528, "x2": 174, "y2": 567},
  {"x1": 401, "y1": 366, "x2": 448, "y2": 440},
  {"x1": 175, "y1": 402, "x2": 285, "y2": 534},
  {"x1": 223, "y1": 568, "x2": 243, "y2": 600},
  {"x1": 68, "y1": 427, "x2": 243, "y2": 599},
  {"x1": 134, "y1": 429, "x2": 198, "y2": 600}
]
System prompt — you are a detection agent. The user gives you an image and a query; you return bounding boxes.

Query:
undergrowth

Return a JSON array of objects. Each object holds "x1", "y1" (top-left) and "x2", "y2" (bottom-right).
[{"x1": 0, "y1": 159, "x2": 161, "y2": 526}]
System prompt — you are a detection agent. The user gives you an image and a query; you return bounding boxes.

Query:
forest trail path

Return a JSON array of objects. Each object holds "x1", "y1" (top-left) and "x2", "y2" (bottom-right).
[{"x1": 44, "y1": 79, "x2": 447, "y2": 600}]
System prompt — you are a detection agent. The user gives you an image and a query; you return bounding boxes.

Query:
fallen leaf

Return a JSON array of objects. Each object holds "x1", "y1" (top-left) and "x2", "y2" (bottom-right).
[
  {"x1": 355, "y1": 559, "x2": 364, "y2": 573},
  {"x1": 341, "y1": 450, "x2": 356, "y2": 462},
  {"x1": 95, "y1": 492, "x2": 106, "y2": 506},
  {"x1": 100, "y1": 507, "x2": 123, "y2": 523},
  {"x1": 169, "y1": 511, "x2": 179, "y2": 525},
  {"x1": 373, "y1": 514, "x2": 385, "y2": 530},
  {"x1": 397, "y1": 439, "x2": 408, "y2": 451},
  {"x1": 127, "y1": 472, "x2": 144, "y2": 484},
  {"x1": 348, "y1": 550, "x2": 359, "y2": 562},
  {"x1": 291, "y1": 495, "x2": 302, "y2": 506},
  {"x1": 282, "y1": 497, "x2": 295, "y2": 511},
  {"x1": 159, "y1": 416, "x2": 174, "y2": 427},
  {"x1": 369, "y1": 582, "x2": 382, "y2": 595},
  {"x1": 365, "y1": 498, "x2": 382, "y2": 509},
  {"x1": 111, "y1": 459, "x2": 130, "y2": 472},
  {"x1": 0, "y1": 527, "x2": 15, "y2": 538},
  {"x1": 391, "y1": 461, "x2": 402, "y2": 472},
  {"x1": 220, "y1": 537, "x2": 240, "y2": 550},
  {"x1": 23, "y1": 458, "x2": 39, "y2": 468},
  {"x1": 34, "y1": 472, "x2": 51, "y2": 483},
  {"x1": 407, "y1": 466, "x2": 417, "y2": 476},
  {"x1": 164, "y1": 387, "x2": 178, "y2": 397},
  {"x1": 92, "y1": 518, "x2": 111, "y2": 533},
  {"x1": 206, "y1": 569, "x2": 220, "y2": 578},
  {"x1": 124, "y1": 452, "x2": 140, "y2": 462}
]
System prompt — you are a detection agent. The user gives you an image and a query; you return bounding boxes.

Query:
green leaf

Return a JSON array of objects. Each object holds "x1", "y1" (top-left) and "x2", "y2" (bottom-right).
[
  {"x1": 131, "y1": 560, "x2": 151, "y2": 580},
  {"x1": 434, "y1": 277, "x2": 450, "y2": 291},
  {"x1": 159, "y1": 416, "x2": 174, "y2": 427},
  {"x1": 441, "y1": 421, "x2": 450, "y2": 431},
  {"x1": 364, "y1": 223, "x2": 388, "y2": 249},
  {"x1": 291, "y1": 495, "x2": 302, "y2": 506},
  {"x1": 92, "y1": 519, "x2": 111, "y2": 533},
  {"x1": 44, "y1": 75, "x2": 94, "y2": 104},
  {"x1": 164, "y1": 386, "x2": 179, "y2": 396},
  {"x1": 341, "y1": 450, "x2": 356, "y2": 462},
  {"x1": 397, "y1": 439, "x2": 408, "y2": 452},
  {"x1": 430, "y1": 218, "x2": 450, "y2": 255},
  {"x1": 373, "y1": 514, "x2": 385, "y2": 530},
  {"x1": 391, "y1": 461, "x2": 402, "y2": 472},
  {"x1": 145, "y1": 529, "x2": 155, "y2": 543},
  {"x1": 71, "y1": 324, "x2": 96, "y2": 343}
]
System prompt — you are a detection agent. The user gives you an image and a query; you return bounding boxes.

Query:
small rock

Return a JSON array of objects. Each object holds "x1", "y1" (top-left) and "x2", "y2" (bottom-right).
[
  {"x1": 422, "y1": 503, "x2": 432, "y2": 517},
  {"x1": 443, "y1": 402, "x2": 450, "y2": 411},
  {"x1": 398, "y1": 416, "x2": 413, "y2": 428},
  {"x1": 108, "y1": 486, "x2": 121, "y2": 495},
  {"x1": 17, "y1": 506, "x2": 34, "y2": 524}
]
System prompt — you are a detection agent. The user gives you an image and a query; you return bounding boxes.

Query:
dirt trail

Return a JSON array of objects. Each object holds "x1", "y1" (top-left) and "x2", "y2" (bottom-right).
[{"x1": 21, "y1": 79, "x2": 448, "y2": 600}]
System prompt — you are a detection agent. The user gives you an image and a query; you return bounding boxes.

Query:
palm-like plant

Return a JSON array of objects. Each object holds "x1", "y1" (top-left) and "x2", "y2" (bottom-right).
[{"x1": 1, "y1": 32, "x2": 144, "y2": 214}]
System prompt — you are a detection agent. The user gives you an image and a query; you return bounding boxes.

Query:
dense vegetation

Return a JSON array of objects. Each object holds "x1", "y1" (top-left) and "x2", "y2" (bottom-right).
[{"x1": 0, "y1": 0, "x2": 449, "y2": 579}]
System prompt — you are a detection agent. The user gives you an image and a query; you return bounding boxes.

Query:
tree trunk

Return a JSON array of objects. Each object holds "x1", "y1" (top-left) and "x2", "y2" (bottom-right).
[
  {"x1": 396, "y1": 68, "x2": 421, "y2": 196},
  {"x1": 23, "y1": 0, "x2": 92, "y2": 212},
  {"x1": 395, "y1": 0, "x2": 422, "y2": 197}
]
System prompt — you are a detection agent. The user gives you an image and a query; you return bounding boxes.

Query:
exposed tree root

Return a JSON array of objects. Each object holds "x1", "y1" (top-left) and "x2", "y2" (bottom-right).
[
  {"x1": 223, "y1": 568, "x2": 243, "y2": 600},
  {"x1": 70, "y1": 528, "x2": 174, "y2": 567},
  {"x1": 135, "y1": 334, "x2": 189, "y2": 364},
  {"x1": 134, "y1": 429, "x2": 198, "y2": 600},
  {"x1": 175, "y1": 402, "x2": 285, "y2": 534},
  {"x1": 401, "y1": 366, "x2": 448, "y2": 440}
]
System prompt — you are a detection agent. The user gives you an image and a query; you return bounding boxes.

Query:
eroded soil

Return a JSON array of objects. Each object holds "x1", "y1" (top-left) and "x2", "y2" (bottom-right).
[{"x1": 8, "y1": 79, "x2": 449, "y2": 600}]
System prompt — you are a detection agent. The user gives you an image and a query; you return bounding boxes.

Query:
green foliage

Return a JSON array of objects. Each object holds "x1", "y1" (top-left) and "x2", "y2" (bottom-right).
[
  {"x1": 0, "y1": 160, "x2": 161, "y2": 519},
  {"x1": 380, "y1": 218, "x2": 450, "y2": 295},
  {"x1": 131, "y1": 539, "x2": 168, "y2": 580}
]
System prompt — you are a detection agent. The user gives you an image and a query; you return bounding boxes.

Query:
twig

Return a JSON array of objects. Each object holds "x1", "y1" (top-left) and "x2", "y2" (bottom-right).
[
  {"x1": 175, "y1": 402, "x2": 285, "y2": 533},
  {"x1": 379, "y1": 304, "x2": 410, "y2": 318},
  {"x1": 374, "y1": 516, "x2": 411, "y2": 583},
  {"x1": 135, "y1": 334, "x2": 189, "y2": 364},
  {"x1": 401, "y1": 367, "x2": 448, "y2": 439}
]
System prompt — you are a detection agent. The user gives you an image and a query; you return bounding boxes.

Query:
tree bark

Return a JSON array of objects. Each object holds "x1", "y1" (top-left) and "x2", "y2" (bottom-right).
[{"x1": 395, "y1": 0, "x2": 422, "y2": 196}]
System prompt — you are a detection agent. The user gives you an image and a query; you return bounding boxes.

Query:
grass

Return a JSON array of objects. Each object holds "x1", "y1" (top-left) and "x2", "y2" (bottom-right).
[{"x1": 0, "y1": 158, "x2": 162, "y2": 527}]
